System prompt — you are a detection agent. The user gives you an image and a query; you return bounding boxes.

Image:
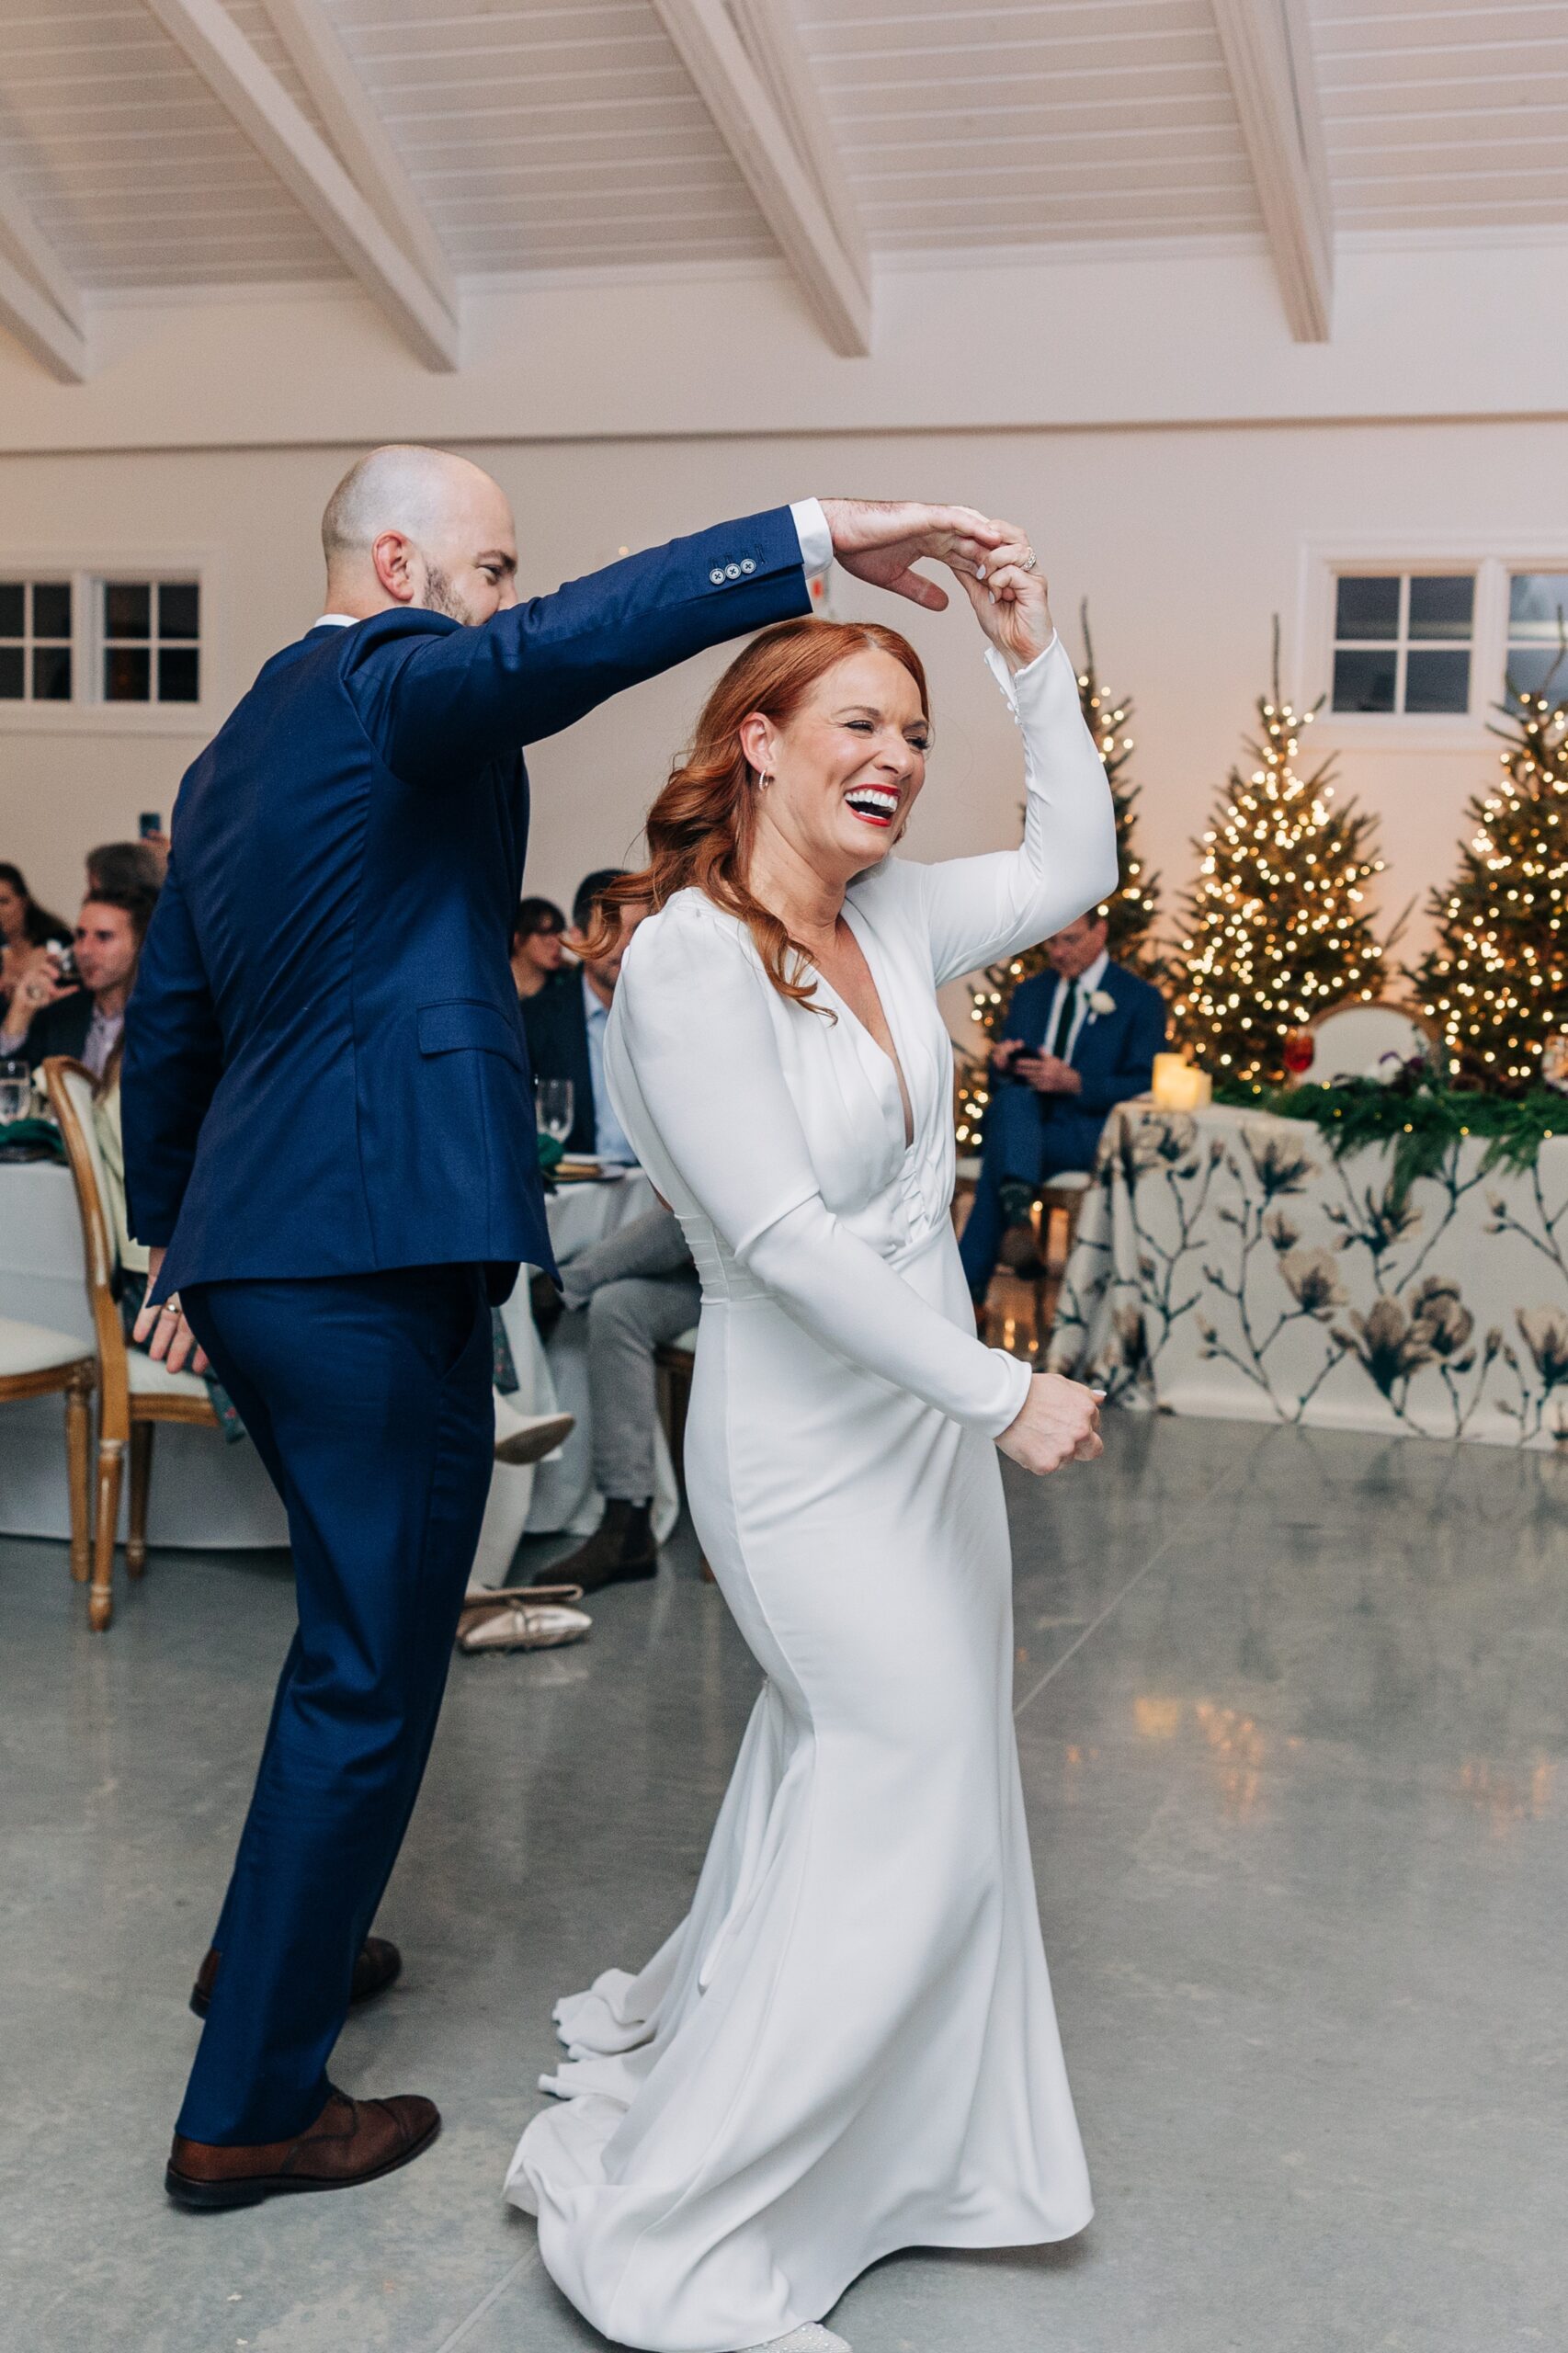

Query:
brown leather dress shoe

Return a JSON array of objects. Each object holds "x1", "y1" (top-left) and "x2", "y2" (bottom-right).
[
  {"x1": 532, "y1": 1498, "x2": 657, "y2": 1596},
  {"x1": 189, "y1": 1935, "x2": 402, "y2": 2021},
  {"x1": 165, "y1": 2088, "x2": 438, "y2": 2211}
]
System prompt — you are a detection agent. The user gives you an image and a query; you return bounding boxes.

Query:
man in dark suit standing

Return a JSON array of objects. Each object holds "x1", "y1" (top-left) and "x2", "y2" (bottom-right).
[
  {"x1": 520, "y1": 868, "x2": 640, "y2": 1160},
  {"x1": 123, "y1": 446, "x2": 1011, "y2": 2209},
  {"x1": 960, "y1": 908, "x2": 1167, "y2": 1304}
]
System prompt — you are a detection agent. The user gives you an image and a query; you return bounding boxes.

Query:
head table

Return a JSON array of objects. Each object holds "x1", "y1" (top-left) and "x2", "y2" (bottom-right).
[
  {"x1": 0, "y1": 1160, "x2": 679, "y2": 1565},
  {"x1": 1047, "y1": 1099, "x2": 1568, "y2": 1453}
]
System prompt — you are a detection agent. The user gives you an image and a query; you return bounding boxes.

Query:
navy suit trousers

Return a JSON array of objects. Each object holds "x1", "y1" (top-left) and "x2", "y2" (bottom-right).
[
  {"x1": 176, "y1": 1265, "x2": 493, "y2": 2145},
  {"x1": 959, "y1": 1081, "x2": 1095, "y2": 1302}
]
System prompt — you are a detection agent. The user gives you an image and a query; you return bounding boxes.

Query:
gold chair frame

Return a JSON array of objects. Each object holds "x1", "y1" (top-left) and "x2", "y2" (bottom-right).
[
  {"x1": 42, "y1": 1055, "x2": 218, "y2": 1631},
  {"x1": 0, "y1": 1342, "x2": 93, "y2": 1587}
]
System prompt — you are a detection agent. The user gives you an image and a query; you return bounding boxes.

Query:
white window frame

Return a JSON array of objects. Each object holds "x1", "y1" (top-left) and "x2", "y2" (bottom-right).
[
  {"x1": 1296, "y1": 535, "x2": 1568, "y2": 752},
  {"x1": 0, "y1": 551, "x2": 220, "y2": 737}
]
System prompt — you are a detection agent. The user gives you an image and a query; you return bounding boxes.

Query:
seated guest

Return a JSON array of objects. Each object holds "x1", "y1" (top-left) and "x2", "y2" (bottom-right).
[
  {"x1": 528, "y1": 1204, "x2": 699, "y2": 1594},
  {"x1": 87, "y1": 837, "x2": 167, "y2": 897},
  {"x1": 520, "y1": 868, "x2": 646, "y2": 1162},
  {"x1": 511, "y1": 893, "x2": 567, "y2": 1000},
  {"x1": 0, "y1": 861, "x2": 71, "y2": 1013},
  {"x1": 959, "y1": 908, "x2": 1166, "y2": 1304},
  {"x1": 0, "y1": 883, "x2": 157, "y2": 1077}
]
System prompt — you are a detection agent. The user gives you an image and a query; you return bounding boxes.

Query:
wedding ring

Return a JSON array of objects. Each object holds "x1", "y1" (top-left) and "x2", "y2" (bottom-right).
[
  {"x1": 160, "y1": 1299, "x2": 182, "y2": 1316},
  {"x1": 1020, "y1": 551, "x2": 1038, "y2": 573}
]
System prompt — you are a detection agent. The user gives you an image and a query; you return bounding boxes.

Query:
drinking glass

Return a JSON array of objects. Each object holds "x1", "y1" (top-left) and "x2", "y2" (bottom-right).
[
  {"x1": 535, "y1": 1077, "x2": 574, "y2": 1145},
  {"x1": 0, "y1": 1057, "x2": 29, "y2": 1125}
]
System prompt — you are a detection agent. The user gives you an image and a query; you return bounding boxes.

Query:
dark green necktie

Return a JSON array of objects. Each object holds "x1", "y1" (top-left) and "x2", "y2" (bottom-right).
[{"x1": 1046, "y1": 976, "x2": 1079, "y2": 1061}]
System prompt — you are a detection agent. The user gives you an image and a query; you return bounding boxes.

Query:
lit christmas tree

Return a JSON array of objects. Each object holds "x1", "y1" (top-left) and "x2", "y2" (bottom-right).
[
  {"x1": 1413, "y1": 659, "x2": 1568, "y2": 1093},
  {"x1": 1171, "y1": 630, "x2": 1385, "y2": 1086},
  {"x1": 956, "y1": 607, "x2": 1162, "y2": 1152}
]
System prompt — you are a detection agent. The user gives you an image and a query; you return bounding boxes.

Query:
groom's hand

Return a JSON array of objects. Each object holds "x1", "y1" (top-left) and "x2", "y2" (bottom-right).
[
  {"x1": 132, "y1": 1245, "x2": 210, "y2": 1376},
  {"x1": 818, "y1": 500, "x2": 1008, "y2": 612}
]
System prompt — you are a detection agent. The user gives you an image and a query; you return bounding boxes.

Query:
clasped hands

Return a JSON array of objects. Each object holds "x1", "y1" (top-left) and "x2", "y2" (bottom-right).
[
  {"x1": 992, "y1": 1037, "x2": 1082, "y2": 1097},
  {"x1": 819, "y1": 499, "x2": 1053, "y2": 671}
]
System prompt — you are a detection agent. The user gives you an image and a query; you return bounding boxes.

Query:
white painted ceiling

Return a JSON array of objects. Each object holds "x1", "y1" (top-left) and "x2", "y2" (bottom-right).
[{"x1": 0, "y1": 0, "x2": 1562, "y2": 298}]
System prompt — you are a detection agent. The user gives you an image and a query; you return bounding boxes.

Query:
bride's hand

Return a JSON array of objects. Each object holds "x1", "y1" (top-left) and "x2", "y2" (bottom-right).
[
  {"x1": 996, "y1": 1372, "x2": 1103, "y2": 1476},
  {"x1": 951, "y1": 526, "x2": 1054, "y2": 672}
]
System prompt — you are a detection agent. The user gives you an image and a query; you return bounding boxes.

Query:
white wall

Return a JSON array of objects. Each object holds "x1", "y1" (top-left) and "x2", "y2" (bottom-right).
[{"x1": 3, "y1": 413, "x2": 1562, "y2": 1024}]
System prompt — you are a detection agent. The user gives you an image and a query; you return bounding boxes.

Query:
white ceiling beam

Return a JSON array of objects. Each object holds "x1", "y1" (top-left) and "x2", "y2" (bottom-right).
[
  {"x1": 141, "y1": 0, "x2": 459, "y2": 369},
  {"x1": 646, "y1": 0, "x2": 869, "y2": 357},
  {"x1": 728, "y1": 0, "x2": 869, "y2": 302},
  {"x1": 0, "y1": 176, "x2": 87, "y2": 382},
  {"x1": 254, "y1": 0, "x2": 455, "y2": 312},
  {"x1": 1210, "y1": 0, "x2": 1334, "y2": 341},
  {"x1": 0, "y1": 175, "x2": 85, "y2": 344}
]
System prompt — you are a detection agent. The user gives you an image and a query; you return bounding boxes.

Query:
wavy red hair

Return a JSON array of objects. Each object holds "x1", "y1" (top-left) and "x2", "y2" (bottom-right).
[{"x1": 585, "y1": 617, "x2": 929, "y2": 1007}]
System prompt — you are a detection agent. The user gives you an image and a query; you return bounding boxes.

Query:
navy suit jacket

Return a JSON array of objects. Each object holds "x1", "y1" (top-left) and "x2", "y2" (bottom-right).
[
  {"x1": 123, "y1": 508, "x2": 811, "y2": 1302},
  {"x1": 991, "y1": 958, "x2": 1167, "y2": 1175},
  {"x1": 520, "y1": 970, "x2": 597, "y2": 1157}
]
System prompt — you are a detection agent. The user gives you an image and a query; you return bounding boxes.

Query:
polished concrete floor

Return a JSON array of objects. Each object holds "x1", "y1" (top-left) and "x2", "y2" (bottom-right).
[{"x1": 3, "y1": 1412, "x2": 1565, "y2": 2353}]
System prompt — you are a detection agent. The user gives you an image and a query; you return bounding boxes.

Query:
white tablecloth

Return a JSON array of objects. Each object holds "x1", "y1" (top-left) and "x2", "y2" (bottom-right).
[
  {"x1": 1048, "y1": 1101, "x2": 1568, "y2": 1451},
  {"x1": 0, "y1": 1163, "x2": 289, "y2": 1547},
  {"x1": 1, "y1": 1162, "x2": 682, "y2": 1562}
]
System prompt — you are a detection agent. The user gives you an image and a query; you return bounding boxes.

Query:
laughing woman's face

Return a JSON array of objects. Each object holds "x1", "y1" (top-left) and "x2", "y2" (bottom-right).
[{"x1": 741, "y1": 648, "x2": 930, "y2": 888}]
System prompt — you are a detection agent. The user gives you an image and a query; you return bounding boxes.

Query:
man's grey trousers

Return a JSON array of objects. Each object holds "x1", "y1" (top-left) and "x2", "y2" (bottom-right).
[{"x1": 558, "y1": 1203, "x2": 701, "y2": 1506}]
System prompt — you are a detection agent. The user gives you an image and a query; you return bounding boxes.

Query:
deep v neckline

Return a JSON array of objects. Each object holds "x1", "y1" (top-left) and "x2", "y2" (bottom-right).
[{"x1": 815, "y1": 903, "x2": 916, "y2": 1152}]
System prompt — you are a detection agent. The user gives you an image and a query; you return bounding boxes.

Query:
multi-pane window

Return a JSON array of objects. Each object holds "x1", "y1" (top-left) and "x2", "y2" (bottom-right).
[
  {"x1": 103, "y1": 579, "x2": 200, "y2": 703},
  {"x1": 1331, "y1": 574, "x2": 1474, "y2": 716},
  {"x1": 0, "y1": 580, "x2": 73, "y2": 702},
  {"x1": 1506, "y1": 573, "x2": 1568, "y2": 703},
  {"x1": 0, "y1": 573, "x2": 201, "y2": 710}
]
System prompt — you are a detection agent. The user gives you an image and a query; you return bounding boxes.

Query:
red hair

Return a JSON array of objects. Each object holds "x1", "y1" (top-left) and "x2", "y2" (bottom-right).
[{"x1": 586, "y1": 617, "x2": 928, "y2": 1007}]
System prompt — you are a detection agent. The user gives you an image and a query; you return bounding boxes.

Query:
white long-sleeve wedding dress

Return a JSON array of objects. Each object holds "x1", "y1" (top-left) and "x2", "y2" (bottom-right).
[{"x1": 505, "y1": 636, "x2": 1118, "y2": 2353}]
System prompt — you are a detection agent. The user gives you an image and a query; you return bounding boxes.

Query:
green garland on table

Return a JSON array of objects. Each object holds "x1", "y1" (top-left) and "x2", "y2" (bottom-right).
[{"x1": 1212, "y1": 1072, "x2": 1567, "y2": 1208}]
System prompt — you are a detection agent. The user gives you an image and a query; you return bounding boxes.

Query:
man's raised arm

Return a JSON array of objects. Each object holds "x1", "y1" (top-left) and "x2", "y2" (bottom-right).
[{"x1": 346, "y1": 500, "x2": 1008, "y2": 788}]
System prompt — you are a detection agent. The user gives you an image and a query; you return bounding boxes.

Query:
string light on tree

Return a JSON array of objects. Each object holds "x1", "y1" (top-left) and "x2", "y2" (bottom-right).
[
  {"x1": 1171, "y1": 623, "x2": 1385, "y2": 1087},
  {"x1": 956, "y1": 607, "x2": 1162, "y2": 1152},
  {"x1": 1412, "y1": 647, "x2": 1568, "y2": 1094}
]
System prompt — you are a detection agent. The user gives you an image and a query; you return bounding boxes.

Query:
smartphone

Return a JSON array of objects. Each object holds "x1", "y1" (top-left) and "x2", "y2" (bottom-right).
[{"x1": 139, "y1": 811, "x2": 163, "y2": 839}]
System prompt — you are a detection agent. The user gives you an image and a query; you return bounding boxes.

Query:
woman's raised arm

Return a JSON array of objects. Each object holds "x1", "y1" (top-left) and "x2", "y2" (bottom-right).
[{"x1": 912, "y1": 540, "x2": 1119, "y2": 989}]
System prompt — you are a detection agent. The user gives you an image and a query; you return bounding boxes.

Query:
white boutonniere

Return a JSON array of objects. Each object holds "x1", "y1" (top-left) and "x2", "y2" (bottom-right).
[{"x1": 1086, "y1": 987, "x2": 1117, "y2": 1020}]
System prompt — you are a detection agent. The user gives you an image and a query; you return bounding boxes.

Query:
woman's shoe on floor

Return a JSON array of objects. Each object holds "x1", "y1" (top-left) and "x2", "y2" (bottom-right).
[
  {"x1": 190, "y1": 1935, "x2": 400, "y2": 2020},
  {"x1": 532, "y1": 1498, "x2": 657, "y2": 1595},
  {"x1": 741, "y1": 2329, "x2": 851, "y2": 2353},
  {"x1": 165, "y1": 2089, "x2": 439, "y2": 2210}
]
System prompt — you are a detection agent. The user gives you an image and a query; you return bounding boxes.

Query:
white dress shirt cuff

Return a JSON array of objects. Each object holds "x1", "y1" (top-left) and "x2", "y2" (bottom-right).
[{"x1": 790, "y1": 498, "x2": 834, "y2": 579}]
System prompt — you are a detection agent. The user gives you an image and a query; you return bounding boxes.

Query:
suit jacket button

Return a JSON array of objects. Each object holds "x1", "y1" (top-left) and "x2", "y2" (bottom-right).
[
  {"x1": 710, "y1": 567, "x2": 725, "y2": 585},
  {"x1": 725, "y1": 563, "x2": 741, "y2": 580},
  {"x1": 740, "y1": 557, "x2": 756, "y2": 574}
]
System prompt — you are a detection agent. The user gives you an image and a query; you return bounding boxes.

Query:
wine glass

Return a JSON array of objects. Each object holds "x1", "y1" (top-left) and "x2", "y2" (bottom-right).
[
  {"x1": 535, "y1": 1077, "x2": 574, "y2": 1147},
  {"x1": 0, "y1": 1056, "x2": 28, "y2": 1126}
]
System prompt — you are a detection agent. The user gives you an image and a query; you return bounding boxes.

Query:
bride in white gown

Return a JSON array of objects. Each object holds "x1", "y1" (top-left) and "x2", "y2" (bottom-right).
[{"x1": 506, "y1": 529, "x2": 1116, "y2": 2352}]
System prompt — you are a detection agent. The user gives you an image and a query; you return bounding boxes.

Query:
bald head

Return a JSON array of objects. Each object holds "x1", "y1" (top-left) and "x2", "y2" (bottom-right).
[{"x1": 320, "y1": 444, "x2": 518, "y2": 626}]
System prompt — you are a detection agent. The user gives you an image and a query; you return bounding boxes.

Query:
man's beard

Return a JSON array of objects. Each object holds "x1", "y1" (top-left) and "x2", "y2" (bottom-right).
[{"x1": 422, "y1": 563, "x2": 478, "y2": 626}]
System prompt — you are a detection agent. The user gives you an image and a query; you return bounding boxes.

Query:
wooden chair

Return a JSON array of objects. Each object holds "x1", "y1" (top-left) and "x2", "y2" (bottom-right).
[
  {"x1": 0, "y1": 1316, "x2": 94, "y2": 1587},
  {"x1": 42, "y1": 1056, "x2": 218, "y2": 1631}
]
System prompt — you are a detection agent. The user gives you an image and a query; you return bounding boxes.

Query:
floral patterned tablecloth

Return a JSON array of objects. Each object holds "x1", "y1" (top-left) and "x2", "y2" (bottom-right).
[{"x1": 1046, "y1": 1101, "x2": 1568, "y2": 1452}]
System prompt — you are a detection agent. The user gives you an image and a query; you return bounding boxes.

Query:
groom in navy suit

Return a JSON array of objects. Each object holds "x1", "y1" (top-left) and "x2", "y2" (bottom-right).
[
  {"x1": 960, "y1": 908, "x2": 1167, "y2": 1303},
  {"x1": 122, "y1": 449, "x2": 1009, "y2": 2208}
]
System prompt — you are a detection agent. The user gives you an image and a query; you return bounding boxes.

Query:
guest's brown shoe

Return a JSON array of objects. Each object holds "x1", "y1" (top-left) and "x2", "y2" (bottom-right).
[
  {"x1": 165, "y1": 2088, "x2": 438, "y2": 2211},
  {"x1": 189, "y1": 1935, "x2": 402, "y2": 2021},
  {"x1": 534, "y1": 1499, "x2": 657, "y2": 1596}
]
